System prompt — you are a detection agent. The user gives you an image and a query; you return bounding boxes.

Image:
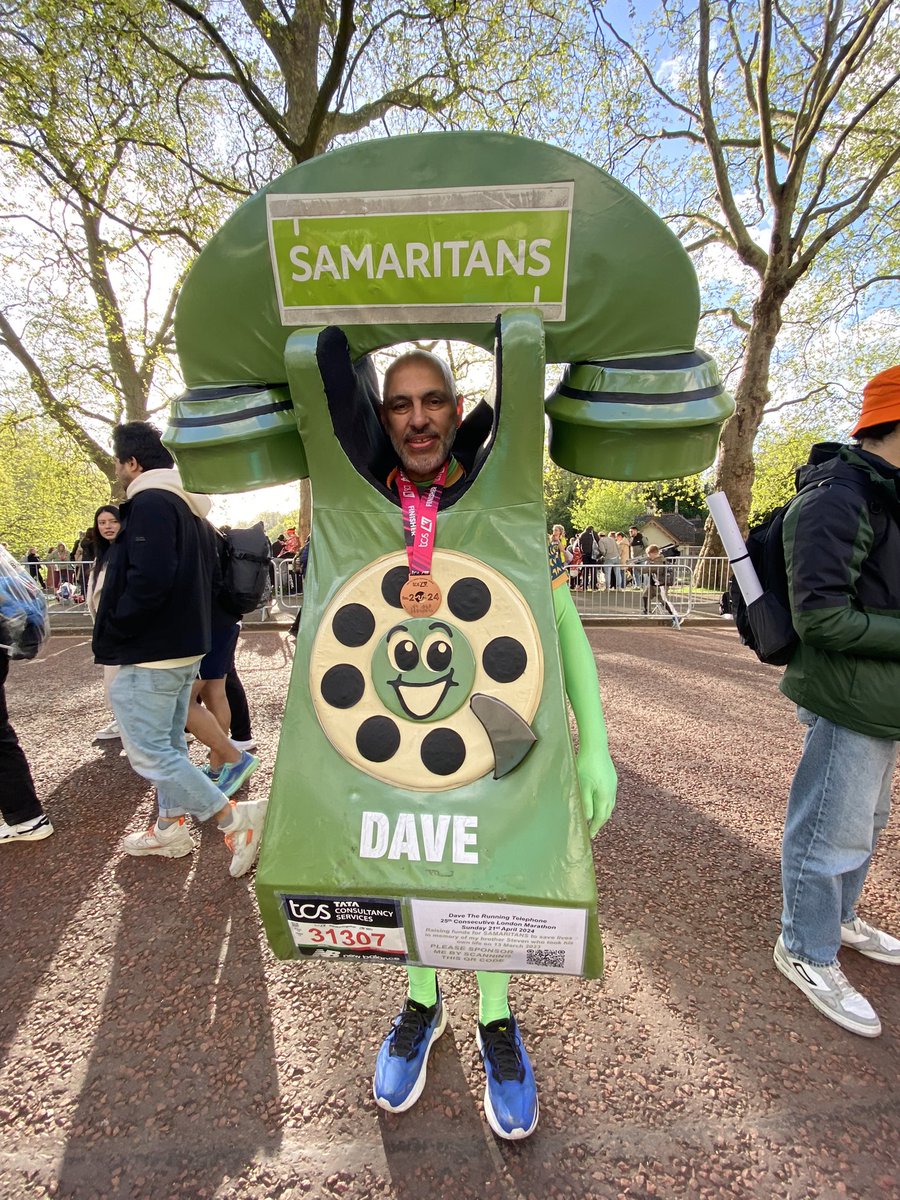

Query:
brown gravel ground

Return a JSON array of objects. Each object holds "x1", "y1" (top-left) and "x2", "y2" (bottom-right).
[{"x1": 1, "y1": 625, "x2": 899, "y2": 1200}]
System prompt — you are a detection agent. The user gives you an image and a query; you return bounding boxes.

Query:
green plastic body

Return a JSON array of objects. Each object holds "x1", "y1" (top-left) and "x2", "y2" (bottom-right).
[
  {"x1": 162, "y1": 131, "x2": 739, "y2": 977},
  {"x1": 255, "y1": 311, "x2": 603, "y2": 977}
]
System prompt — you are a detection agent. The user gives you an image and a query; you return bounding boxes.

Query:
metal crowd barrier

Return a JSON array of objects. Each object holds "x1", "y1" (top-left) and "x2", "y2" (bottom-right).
[
  {"x1": 568, "y1": 556, "x2": 732, "y2": 621},
  {"x1": 270, "y1": 557, "x2": 303, "y2": 614},
  {"x1": 20, "y1": 553, "x2": 733, "y2": 624},
  {"x1": 23, "y1": 559, "x2": 89, "y2": 605}
]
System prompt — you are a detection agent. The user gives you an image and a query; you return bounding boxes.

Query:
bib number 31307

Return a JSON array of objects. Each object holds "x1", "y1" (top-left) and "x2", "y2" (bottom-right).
[{"x1": 281, "y1": 894, "x2": 408, "y2": 959}]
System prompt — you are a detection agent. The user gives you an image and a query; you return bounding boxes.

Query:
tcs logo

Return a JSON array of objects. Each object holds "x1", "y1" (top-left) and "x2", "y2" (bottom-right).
[{"x1": 287, "y1": 900, "x2": 332, "y2": 922}]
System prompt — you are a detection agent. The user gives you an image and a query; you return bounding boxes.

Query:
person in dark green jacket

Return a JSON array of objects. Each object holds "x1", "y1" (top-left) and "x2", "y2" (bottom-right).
[{"x1": 774, "y1": 366, "x2": 900, "y2": 1038}]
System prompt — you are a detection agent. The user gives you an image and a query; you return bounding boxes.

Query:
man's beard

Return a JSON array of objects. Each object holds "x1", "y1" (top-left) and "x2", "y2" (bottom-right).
[{"x1": 390, "y1": 428, "x2": 456, "y2": 481}]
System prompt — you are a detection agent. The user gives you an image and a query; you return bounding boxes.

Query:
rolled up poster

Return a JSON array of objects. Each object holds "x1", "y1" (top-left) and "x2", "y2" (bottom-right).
[{"x1": 706, "y1": 492, "x2": 763, "y2": 604}]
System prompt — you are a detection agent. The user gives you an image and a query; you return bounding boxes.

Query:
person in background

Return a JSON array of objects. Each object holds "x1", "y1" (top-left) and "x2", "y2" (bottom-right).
[
  {"x1": 187, "y1": 574, "x2": 259, "y2": 792},
  {"x1": 567, "y1": 536, "x2": 583, "y2": 591},
  {"x1": 93, "y1": 422, "x2": 265, "y2": 876},
  {"x1": 578, "y1": 525, "x2": 598, "y2": 589},
  {"x1": 598, "y1": 531, "x2": 620, "y2": 590},
  {"x1": 87, "y1": 505, "x2": 123, "y2": 741},
  {"x1": 76, "y1": 528, "x2": 96, "y2": 598},
  {"x1": 47, "y1": 542, "x2": 70, "y2": 591},
  {"x1": 0, "y1": 559, "x2": 53, "y2": 845},
  {"x1": 637, "y1": 544, "x2": 681, "y2": 629},
  {"x1": 773, "y1": 365, "x2": 900, "y2": 1038},
  {"x1": 0, "y1": 648, "x2": 53, "y2": 845},
  {"x1": 26, "y1": 549, "x2": 45, "y2": 591},
  {"x1": 226, "y1": 667, "x2": 256, "y2": 751}
]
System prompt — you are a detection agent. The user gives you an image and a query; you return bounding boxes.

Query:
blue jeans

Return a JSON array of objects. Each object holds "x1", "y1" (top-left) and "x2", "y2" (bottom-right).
[
  {"x1": 781, "y1": 707, "x2": 897, "y2": 965},
  {"x1": 109, "y1": 662, "x2": 226, "y2": 822}
]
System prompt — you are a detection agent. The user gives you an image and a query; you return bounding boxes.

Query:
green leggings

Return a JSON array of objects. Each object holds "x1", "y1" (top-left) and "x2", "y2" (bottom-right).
[{"x1": 405, "y1": 965, "x2": 510, "y2": 1024}]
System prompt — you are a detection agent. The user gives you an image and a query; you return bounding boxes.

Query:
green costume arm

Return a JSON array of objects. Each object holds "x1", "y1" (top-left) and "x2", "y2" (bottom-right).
[{"x1": 552, "y1": 582, "x2": 618, "y2": 835}]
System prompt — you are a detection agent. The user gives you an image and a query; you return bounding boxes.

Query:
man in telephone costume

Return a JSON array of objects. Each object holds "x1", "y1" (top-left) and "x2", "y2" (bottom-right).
[{"x1": 163, "y1": 131, "x2": 733, "y2": 1140}]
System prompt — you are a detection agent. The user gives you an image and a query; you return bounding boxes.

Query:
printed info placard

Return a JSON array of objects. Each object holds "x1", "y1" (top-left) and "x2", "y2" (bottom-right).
[
  {"x1": 409, "y1": 899, "x2": 587, "y2": 976},
  {"x1": 281, "y1": 894, "x2": 408, "y2": 960}
]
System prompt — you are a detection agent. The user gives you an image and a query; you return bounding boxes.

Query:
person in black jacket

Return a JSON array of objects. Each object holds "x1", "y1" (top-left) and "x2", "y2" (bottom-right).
[
  {"x1": 773, "y1": 366, "x2": 900, "y2": 1038},
  {"x1": 94, "y1": 422, "x2": 266, "y2": 878}
]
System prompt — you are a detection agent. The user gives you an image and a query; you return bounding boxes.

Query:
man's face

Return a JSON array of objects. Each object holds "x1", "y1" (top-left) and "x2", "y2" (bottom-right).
[
  {"x1": 382, "y1": 360, "x2": 459, "y2": 483},
  {"x1": 114, "y1": 455, "x2": 141, "y2": 488}
]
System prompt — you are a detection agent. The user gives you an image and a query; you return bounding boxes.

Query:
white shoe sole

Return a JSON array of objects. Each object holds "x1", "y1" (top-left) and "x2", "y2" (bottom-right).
[
  {"x1": 123, "y1": 838, "x2": 193, "y2": 859},
  {"x1": 94, "y1": 731, "x2": 121, "y2": 741},
  {"x1": 0, "y1": 820, "x2": 54, "y2": 844},
  {"x1": 840, "y1": 939, "x2": 900, "y2": 966},
  {"x1": 481, "y1": 1087, "x2": 540, "y2": 1141},
  {"x1": 773, "y1": 941, "x2": 881, "y2": 1038},
  {"x1": 373, "y1": 1004, "x2": 448, "y2": 1114}
]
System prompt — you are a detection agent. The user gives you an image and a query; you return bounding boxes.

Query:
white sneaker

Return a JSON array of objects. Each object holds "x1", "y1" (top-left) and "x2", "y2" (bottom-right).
[
  {"x1": 773, "y1": 935, "x2": 880, "y2": 1037},
  {"x1": 94, "y1": 720, "x2": 121, "y2": 740},
  {"x1": 0, "y1": 814, "x2": 54, "y2": 843},
  {"x1": 222, "y1": 799, "x2": 268, "y2": 878},
  {"x1": 231, "y1": 737, "x2": 257, "y2": 752},
  {"x1": 841, "y1": 917, "x2": 900, "y2": 965},
  {"x1": 122, "y1": 817, "x2": 193, "y2": 859}
]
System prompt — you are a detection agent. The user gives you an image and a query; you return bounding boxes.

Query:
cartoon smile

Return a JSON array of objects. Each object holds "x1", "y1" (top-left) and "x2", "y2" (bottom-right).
[{"x1": 389, "y1": 672, "x2": 457, "y2": 720}]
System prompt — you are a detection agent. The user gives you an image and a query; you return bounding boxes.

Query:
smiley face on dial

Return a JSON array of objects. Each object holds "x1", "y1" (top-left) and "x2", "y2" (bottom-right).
[{"x1": 309, "y1": 550, "x2": 542, "y2": 791}]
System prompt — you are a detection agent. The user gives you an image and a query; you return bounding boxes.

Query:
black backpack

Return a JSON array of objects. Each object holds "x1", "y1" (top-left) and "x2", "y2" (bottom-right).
[
  {"x1": 727, "y1": 479, "x2": 868, "y2": 666},
  {"x1": 218, "y1": 523, "x2": 271, "y2": 616}
]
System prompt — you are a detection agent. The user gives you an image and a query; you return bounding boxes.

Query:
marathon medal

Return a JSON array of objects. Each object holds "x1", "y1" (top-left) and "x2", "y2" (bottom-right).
[{"x1": 397, "y1": 463, "x2": 447, "y2": 618}]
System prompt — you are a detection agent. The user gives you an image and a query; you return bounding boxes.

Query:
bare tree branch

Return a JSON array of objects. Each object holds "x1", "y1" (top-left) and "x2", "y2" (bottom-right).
[
  {"x1": 701, "y1": 306, "x2": 752, "y2": 333},
  {"x1": 0, "y1": 309, "x2": 114, "y2": 477},
  {"x1": 696, "y1": 1, "x2": 767, "y2": 273}
]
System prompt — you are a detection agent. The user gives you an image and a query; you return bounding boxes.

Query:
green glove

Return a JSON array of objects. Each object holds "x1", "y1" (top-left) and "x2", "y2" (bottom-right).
[
  {"x1": 552, "y1": 581, "x2": 618, "y2": 835},
  {"x1": 576, "y1": 744, "x2": 618, "y2": 836}
]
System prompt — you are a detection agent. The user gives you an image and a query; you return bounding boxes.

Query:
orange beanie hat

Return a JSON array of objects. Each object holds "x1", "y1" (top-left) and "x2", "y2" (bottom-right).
[{"x1": 851, "y1": 365, "x2": 900, "y2": 437}]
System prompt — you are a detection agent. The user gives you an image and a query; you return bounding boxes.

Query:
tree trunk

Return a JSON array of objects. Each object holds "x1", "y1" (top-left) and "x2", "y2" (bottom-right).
[
  {"x1": 298, "y1": 477, "x2": 312, "y2": 545},
  {"x1": 700, "y1": 285, "x2": 785, "y2": 558}
]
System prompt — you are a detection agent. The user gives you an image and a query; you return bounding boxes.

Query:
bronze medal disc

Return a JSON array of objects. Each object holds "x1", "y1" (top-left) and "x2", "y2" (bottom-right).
[{"x1": 400, "y1": 574, "x2": 442, "y2": 617}]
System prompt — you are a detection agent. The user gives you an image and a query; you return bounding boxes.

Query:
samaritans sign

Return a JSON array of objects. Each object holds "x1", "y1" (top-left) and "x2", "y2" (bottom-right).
[{"x1": 266, "y1": 182, "x2": 573, "y2": 324}]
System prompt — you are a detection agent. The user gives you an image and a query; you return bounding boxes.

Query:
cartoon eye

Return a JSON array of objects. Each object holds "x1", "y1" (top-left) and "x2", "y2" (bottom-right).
[
  {"x1": 423, "y1": 632, "x2": 453, "y2": 674},
  {"x1": 390, "y1": 637, "x2": 419, "y2": 672}
]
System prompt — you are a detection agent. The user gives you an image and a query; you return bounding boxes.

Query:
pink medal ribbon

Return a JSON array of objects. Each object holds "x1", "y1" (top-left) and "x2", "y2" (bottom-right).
[{"x1": 396, "y1": 462, "x2": 447, "y2": 616}]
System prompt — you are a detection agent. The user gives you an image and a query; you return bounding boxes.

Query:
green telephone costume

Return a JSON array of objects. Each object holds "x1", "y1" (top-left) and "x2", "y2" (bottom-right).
[{"x1": 163, "y1": 131, "x2": 732, "y2": 981}]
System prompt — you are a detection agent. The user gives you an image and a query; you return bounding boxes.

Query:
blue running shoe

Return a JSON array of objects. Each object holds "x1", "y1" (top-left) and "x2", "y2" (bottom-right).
[
  {"x1": 214, "y1": 750, "x2": 259, "y2": 798},
  {"x1": 477, "y1": 1012, "x2": 539, "y2": 1140},
  {"x1": 373, "y1": 992, "x2": 447, "y2": 1113}
]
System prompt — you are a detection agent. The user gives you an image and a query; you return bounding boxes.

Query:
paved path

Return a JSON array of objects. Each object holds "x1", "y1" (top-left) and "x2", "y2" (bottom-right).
[{"x1": 2, "y1": 627, "x2": 898, "y2": 1199}]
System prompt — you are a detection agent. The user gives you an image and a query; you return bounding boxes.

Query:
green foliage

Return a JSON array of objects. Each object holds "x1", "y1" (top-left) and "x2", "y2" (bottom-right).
[
  {"x1": 542, "y1": 459, "x2": 583, "y2": 534},
  {"x1": 749, "y1": 415, "x2": 836, "y2": 527},
  {"x1": 0, "y1": 415, "x2": 111, "y2": 557},
  {"x1": 568, "y1": 470, "x2": 711, "y2": 533},
  {"x1": 570, "y1": 478, "x2": 644, "y2": 535},
  {"x1": 253, "y1": 509, "x2": 299, "y2": 538},
  {"x1": 635, "y1": 475, "x2": 709, "y2": 520}
]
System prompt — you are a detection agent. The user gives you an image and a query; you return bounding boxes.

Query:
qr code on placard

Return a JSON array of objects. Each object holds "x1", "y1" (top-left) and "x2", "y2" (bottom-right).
[{"x1": 526, "y1": 947, "x2": 565, "y2": 969}]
